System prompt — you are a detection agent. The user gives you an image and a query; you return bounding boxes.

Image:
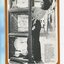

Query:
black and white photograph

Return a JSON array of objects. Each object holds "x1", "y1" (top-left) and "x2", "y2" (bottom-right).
[{"x1": 8, "y1": 0, "x2": 58, "y2": 64}]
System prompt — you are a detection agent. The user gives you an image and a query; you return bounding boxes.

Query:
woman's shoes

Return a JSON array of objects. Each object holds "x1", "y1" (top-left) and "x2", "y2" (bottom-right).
[{"x1": 35, "y1": 60, "x2": 44, "y2": 64}]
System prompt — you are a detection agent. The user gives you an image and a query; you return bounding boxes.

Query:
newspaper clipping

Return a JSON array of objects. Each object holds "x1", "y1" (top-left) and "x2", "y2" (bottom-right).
[{"x1": 8, "y1": 0, "x2": 58, "y2": 64}]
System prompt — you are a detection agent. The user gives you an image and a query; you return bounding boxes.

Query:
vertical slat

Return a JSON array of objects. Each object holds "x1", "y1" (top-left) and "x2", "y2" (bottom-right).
[{"x1": 28, "y1": 0, "x2": 33, "y2": 61}]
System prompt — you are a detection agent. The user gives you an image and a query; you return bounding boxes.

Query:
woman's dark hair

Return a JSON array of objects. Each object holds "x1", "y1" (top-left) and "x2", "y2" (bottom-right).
[{"x1": 42, "y1": 0, "x2": 53, "y2": 10}]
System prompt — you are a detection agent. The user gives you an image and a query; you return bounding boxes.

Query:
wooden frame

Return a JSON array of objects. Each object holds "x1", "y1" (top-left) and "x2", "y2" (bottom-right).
[{"x1": 5, "y1": 0, "x2": 60, "y2": 64}]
